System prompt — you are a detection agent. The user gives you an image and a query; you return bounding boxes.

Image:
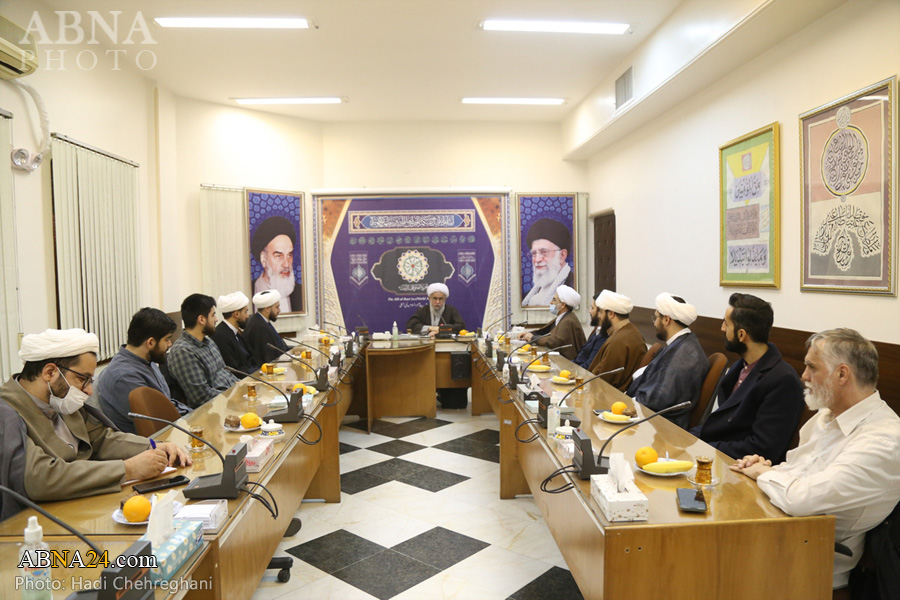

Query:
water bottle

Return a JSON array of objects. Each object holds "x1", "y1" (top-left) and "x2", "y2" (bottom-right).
[
  {"x1": 547, "y1": 393, "x2": 561, "y2": 436},
  {"x1": 19, "y1": 516, "x2": 52, "y2": 599},
  {"x1": 391, "y1": 321, "x2": 399, "y2": 340}
]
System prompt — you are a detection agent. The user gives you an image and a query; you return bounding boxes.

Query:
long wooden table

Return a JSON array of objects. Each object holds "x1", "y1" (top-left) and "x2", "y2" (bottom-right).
[
  {"x1": 0, "y1": 349, "x2": 358, "y2": 599},
  {"x1": 470, "y1": 341, "x2": 835, "y2": 600}
]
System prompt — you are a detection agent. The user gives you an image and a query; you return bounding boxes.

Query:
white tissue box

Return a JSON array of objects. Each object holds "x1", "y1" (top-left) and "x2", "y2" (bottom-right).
[
  {"x1": 243, "y1": 437, "x2": 274, "y2": 472},
  {"x1": 590, "y1": 474, "x2": 649, "y2": 522}
]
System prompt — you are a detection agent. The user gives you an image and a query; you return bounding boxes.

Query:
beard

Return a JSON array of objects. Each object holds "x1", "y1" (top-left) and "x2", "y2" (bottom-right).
[
  {"x1": 724, "y1": 332, "x2": 747, "y2": 355},
  {"x1": 236, "y1": 315, "x2": 248, "y2": 329},
  {"x1": 265, "y1": 265, "x2": 296, "y2": 300},
  {"x1": 600, "y1": 314, "x2": 612, "y2": 335},
  {"x1": 590, "y1": 314, "x2": 599, "y2": 328},
  {"x1": 203, "y1": 320, "x2": 216, "y2": 337},
  {"x1": 149, "y1": 344, "x2": 168, "y2": 365},
  {"x1": 431, "y1": 305, "x2": 445, "y2": 325},
  {"x1": 804, "y1": 380, "x2": 834, "y2": 411},
  {"x1": 533, "y1": 259, "x2": 563, "y2": 289},
  {"x1": 655, "y1": 324, "x2": 667, "y2": 341},
  {"x1": 268, "y1": 310, "x2": 279, "y2": 323}
]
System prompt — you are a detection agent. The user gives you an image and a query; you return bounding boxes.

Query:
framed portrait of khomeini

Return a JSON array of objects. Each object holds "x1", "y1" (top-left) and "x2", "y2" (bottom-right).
[
  {"x1": 247, "y1": 189, "x2": 306, "y2": 314},
  {"x1": 517, "y1": 194, "x2": 576, "y2": 309}
]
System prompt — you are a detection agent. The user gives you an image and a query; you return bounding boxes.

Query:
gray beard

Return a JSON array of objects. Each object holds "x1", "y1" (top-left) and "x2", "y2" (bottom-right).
[{"x1": 430, "y1": 306, "x2": 445, "y2": 326}]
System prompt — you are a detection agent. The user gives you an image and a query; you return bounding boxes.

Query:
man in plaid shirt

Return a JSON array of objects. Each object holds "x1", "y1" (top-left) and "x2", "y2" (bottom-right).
[{"x1": 168, "y1": 294, "x2": 239, "y2": 408}]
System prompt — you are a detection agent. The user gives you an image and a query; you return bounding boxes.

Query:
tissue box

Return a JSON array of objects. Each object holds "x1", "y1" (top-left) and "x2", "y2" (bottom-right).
[
  {"x1": 139, "y1": 519, "x2": 203, "y2": 581},
  {"x1": 243, "y1": 437, "x2": 274, "y2": 472},
  {"x1": 590, "y1": 474, "x2": 649, "y2": 522},
  {"x1": 174, "y1": 499, "x2": 227, "y2": 531}
]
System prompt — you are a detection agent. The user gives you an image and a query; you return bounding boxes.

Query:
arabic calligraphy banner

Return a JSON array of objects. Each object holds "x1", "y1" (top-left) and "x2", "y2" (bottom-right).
[
  {"x1": 719, "y1": 123, "x2": 781, "y2": 288},
  {"x1": 313, "y1": 193, "x2": 509, "y2": 333}
]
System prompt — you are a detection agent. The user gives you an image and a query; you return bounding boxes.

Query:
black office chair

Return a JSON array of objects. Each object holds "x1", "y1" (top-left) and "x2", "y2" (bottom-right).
[
  {"x1": 0, "y1": 399, "x2": 29, "y2": 520},
  {"x1": 848, "y1": 499, "x2": 900, "y2": 600}
]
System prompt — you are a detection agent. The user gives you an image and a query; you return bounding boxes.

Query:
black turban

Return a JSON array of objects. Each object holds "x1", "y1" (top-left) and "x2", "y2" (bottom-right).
[
  {"x1": 525, "y1": 218, "x2": 571, "y2": 252},
  {"x1": 251, "y1": 216, "x2": 296, "y2": 257}
]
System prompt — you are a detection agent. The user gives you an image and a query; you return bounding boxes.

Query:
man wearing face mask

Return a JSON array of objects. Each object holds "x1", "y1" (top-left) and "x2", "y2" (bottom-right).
[
  {"x1": 211, "y1": 291, "x2": 257, "y2": 373},
  {"x1": 516, "y1": 285, "x2": 585, "y2": 361},
  {"x1": 168, "y1": 294, "x2": 239, "y2": 408},
  {"x1": 0, "y1": 328, "x2": 191, "y2": 502},
  {"x1": 690, "y1": 293, "x2": 804, "y2": 464},
  {"x1": 96, "y1": 308, "x2": 192, "y2": 434}
]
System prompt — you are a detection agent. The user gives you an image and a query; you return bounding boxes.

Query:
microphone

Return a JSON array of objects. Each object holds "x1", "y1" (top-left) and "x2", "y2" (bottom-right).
[
  {"x1": 483, "y1": 312, "x2": 513, "y2": 335},
  {"x1": 323, "y1": 320, "x2": 350, "y2": 335},
  {"x1": 572, "y1": 401, "x2": 692, "y2": 480},
  {"x1": 294, "y1": 340, "x2": 344, "y2": 369},
  {"x1": 225, "y1": 366, "x2": 304, "y2": 423},
  {"x1": 0, "y1": 484, "x2": 102, "y2": 556},
  {"x1": 557, "y1": 367, "x2": 625, "y2": 405},
  {"x1": 127, "y1": 413, "x2": 249, "y2": 499},
  {"x1": 266, "y1": 344, "x2": 329, "y2": 390}
]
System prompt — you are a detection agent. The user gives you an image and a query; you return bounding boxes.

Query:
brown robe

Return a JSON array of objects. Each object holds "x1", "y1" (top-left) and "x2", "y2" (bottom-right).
[
  {"x1": 530, "y1": 310, "x2": 586, "y2": 361},
  {"x1": 588, "y1": 321, "x2": 647, "y2": 391}
]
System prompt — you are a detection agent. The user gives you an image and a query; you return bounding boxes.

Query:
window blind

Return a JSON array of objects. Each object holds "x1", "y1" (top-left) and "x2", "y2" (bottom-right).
[
  {"x1": 0, "y1": 111, "x2": 20, "y2": 378},
  {"x1": 50, "y1": 134, "x2": 139, "y2": 361}
]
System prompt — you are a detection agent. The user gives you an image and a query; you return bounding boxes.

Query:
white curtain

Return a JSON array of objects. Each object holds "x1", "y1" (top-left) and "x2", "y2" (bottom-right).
[
  {"x1": 50, "y1": 135, "x2": 139, "y2": 361},
  {"x1": 199, "y1": 185, "x2": 250, "y2": 300},
  {"x1": 0, "y1": 113, "x2": 20, "y2": 378}
]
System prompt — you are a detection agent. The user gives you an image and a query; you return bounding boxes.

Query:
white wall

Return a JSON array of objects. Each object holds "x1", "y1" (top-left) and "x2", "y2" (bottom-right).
[
  {"x1": 0, "y1": 1, "x2": 155, "y2": 336},
  {"x1": 586, "y1": 0, "x2": 900, "y2": 343}
]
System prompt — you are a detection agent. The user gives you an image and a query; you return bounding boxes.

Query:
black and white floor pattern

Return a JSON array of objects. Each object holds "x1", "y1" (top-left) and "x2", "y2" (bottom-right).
[{"x1": 250, "y1": 406, "x2": 585, "y2": 599}]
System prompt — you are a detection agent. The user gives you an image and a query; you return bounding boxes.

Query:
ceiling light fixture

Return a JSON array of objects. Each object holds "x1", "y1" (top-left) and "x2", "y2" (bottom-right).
[
  {"x1": 155, "y1": 17, "x2": 309, "y2": 29},
  {"x1": 233, "y1": 97, "x2": 343, "y2": 105},
  {"x1": 481, "y1": 19, "x2": 629, "y2": 35},
  {"x1": 462, "y1": 98, "x2": 565, "y2": 106}
]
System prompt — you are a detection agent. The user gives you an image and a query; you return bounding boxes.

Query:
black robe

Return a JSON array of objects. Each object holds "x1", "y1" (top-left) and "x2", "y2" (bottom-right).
[
  {"x1": 211, "y1": 321, "x2": 258, "y2": 375},
  {"x1": 405, "y1": 304, "x2": 466, "y2": 334},
  {"x1": 243, "y1": 312, "x2": 288, "y2": 366}
]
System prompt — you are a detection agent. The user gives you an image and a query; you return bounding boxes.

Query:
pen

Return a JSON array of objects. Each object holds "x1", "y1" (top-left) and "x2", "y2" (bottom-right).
[{"x1": 149, "y1": 439, "x2": 157, "y2": 450}]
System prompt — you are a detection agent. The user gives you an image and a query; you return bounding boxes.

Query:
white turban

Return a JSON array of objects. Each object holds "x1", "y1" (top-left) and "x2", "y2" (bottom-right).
[
  {"x1": 253, "y1": 289, "x2": 281, "y2": 309},
  {"x1": 556, "y1": 285, "x2": 581, "y2": 309},
  {"x1": 426, "y1": 283, "x2": 449, "y2": 298},
  {"x1": 655, "y1": 292, "x2": 698, "y2": 326},
  {"x1": 19, "y1": 328, "x2": 99, "y2": 362},
  {"x1": 597, "y1": 289, "x2": 633, "y2": 314},
  {"x1": 218, "y1": 292, "x2": 249, "y2": 313}
]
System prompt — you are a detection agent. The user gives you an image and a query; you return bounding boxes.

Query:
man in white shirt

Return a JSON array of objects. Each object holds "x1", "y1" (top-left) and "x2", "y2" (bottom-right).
[{"x1": 731, "y1": 328, "x2": 900, "y2": 592}]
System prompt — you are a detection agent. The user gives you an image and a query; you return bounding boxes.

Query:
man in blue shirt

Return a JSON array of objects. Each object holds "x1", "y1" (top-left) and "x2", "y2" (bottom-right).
[{"x1": 97, "y1": 308, "x2": 191, "y2": 433}]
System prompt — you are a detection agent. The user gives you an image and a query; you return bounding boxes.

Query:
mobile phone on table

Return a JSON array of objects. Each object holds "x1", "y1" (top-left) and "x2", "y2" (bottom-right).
[
  {"x1": 676, "y1": 487, "x2": 708, "y2": 513},
  {"x1": 133, "y1": 475, "x2": 190, "y2": 495}
]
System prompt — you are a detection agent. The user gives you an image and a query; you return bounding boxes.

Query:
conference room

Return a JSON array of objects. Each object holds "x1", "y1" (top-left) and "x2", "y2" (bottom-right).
[{"x1": 1, "y1": 1, "x2": 899, "y2": 599}]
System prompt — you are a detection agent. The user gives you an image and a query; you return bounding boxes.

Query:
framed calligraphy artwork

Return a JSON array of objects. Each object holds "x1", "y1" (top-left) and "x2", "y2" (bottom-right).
[
  {"x1": 800, "y1": 77, "x2": 895, "y2": 295},
  {"x1": 719, "y1": 123, "x2": 780, "y2": 288}
]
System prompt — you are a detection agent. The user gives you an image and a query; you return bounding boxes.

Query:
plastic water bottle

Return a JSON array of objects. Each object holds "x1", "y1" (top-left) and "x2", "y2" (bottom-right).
[
  {"x1": 19, "y1": 516, "x2": 52, "y2": 599},
  {"x1": 391, "y1": 321, "x2": 399, "y2": 340},
  {"x1": 547, "y1": 393, "x2": 561, "y2": 436}
]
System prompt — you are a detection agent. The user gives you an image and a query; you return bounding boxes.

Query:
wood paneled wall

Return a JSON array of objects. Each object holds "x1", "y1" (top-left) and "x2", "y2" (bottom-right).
[{"x1": 630, "y1": 306, "x2": 900, "y2": 418}]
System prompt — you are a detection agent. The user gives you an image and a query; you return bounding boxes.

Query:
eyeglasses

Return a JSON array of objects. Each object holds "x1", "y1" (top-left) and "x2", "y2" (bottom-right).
[
  {"x1": 530, "y1": 248, "x2": 561, "y2": 259},
  {"x1": 652, "y1": 312, "x2": 662, "y2": 322},
  {"x1": 57, "y1": 365, "x2": 94, "y2": 391}
]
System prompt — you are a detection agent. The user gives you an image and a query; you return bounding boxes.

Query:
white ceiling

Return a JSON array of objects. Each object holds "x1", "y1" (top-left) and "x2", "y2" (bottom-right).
[{"x1": 43, "y1": 0, "x2": 682, "y2": 122}]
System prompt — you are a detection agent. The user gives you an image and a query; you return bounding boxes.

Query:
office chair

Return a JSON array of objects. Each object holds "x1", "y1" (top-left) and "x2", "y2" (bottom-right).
[
  {"x1": 0, "y1": 399, "x2": 29, "y2": 520},
  {"x1": 128, "y1": 387, "x2": 183, "y2": 436},
  {"x1": 637, "y1": 342, "x2": 663, "y2": 370}
]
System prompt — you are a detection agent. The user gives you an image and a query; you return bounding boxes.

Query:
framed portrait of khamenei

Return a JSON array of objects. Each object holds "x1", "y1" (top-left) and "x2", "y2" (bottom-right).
[
  {"x1": 247, "y1": 189, "x2": 306, "y2": 314},
  {"x1": 516, "y1": 194, "x2": 576, "y2": 308},
  {"x1": 800, "y1": 77, "x2": 895, "y2": 295},
  {"x1": 719, "y1": 122, "x2": 781, "y2": 288}
]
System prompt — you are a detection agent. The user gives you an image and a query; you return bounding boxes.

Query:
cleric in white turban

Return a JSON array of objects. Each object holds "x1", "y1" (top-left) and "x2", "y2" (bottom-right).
[
  {"x1": 3, "y1": 328, "x2": 192, "y2": 503},
  {"x1": 626, "y1": 292, "x2": 709, "y2": 429},
  {"x1": 596, "y1": 289, "x2": 634, "y2": 316},
  {"x1": 586, "y1": 289, "x2": 646, "y2": 391},
  {"x1": 211, "y1": 292, "x2": 256, "y2": 374},
  {"x1": 517, "y1": 285, "x2": 585, "y2": 361},
  {"x1": 243, "y1": 289, "x2": 287, "y2": 366},
  {"x1": 406, "y1": 282, "x2": 466, "y2": 337}
]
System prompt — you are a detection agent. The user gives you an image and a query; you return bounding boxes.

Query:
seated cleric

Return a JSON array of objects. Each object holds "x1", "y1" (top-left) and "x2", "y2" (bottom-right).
[
  {"x1": 406, "y1": 283, "x2": 465, "y2": 337},
  {"x1": 517, "y1": 284, "x2": 585, "y2": 361},
  {"x1": 0, "y1": 328, "x2": 191, "y2": 502},
  {"x1": 731, "y1": 328, "x2": 900, "y2": 591}
]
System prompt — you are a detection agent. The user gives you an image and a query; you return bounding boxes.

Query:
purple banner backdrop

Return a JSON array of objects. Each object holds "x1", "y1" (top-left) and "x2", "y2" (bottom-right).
[{"x1": 320, "y1": 195, "x2": 503, "y2": 333}]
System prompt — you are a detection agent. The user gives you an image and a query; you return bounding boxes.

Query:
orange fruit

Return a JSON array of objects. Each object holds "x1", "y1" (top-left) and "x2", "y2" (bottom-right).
[
  {"x1": 241, "y1": 413, "x2": 261, "y2": 429},
  {"x1": 459, "y1": 329, "x2": 468, "y2": 335},
  {"x1": 610, "y1": 401, "x2": 627, "y2": 415},
  {"x1": 635, "y1": 446, "x2": 659, "y2": 468},
  {"x1": 122, "y1": 496, "x2": 152, "y2": 523},
  {"x1": 559, "y1": 369, "x2": 572, "y2": 380}
]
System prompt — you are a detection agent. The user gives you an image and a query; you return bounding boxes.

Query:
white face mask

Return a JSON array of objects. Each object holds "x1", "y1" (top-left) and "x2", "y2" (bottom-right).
[
  {"x1": 548, "y1": 302, "x2": 559, "y2": 315},
  {"x1": 48, "y1": 373, "x2": 88, "y2": 415}
]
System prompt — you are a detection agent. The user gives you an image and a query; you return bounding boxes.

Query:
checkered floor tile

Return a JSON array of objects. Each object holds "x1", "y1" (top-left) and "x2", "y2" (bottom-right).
[{"x1": 251, "y1": 404, "x2": 582, "y2": 600}]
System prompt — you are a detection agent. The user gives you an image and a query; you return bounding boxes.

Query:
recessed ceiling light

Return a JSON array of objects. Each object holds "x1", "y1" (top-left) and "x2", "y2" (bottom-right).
[
  {"x1": 155, "y1": 17, "x2": 309, "y2": 29},
  {"x1": 481, "y1": 19, "x2": 629, "y2": 35},
  {"x1": 233, "y1": 97, "x2": 343, "y2": 105},
  {"x1": 462, "y1": 98, "x2": 565, "y2": 106}
]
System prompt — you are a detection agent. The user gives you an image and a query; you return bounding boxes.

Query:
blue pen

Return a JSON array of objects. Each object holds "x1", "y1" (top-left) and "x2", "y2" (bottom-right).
[{"x1": 149, "y1": 439, "x2": 157, "y2": 450}]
